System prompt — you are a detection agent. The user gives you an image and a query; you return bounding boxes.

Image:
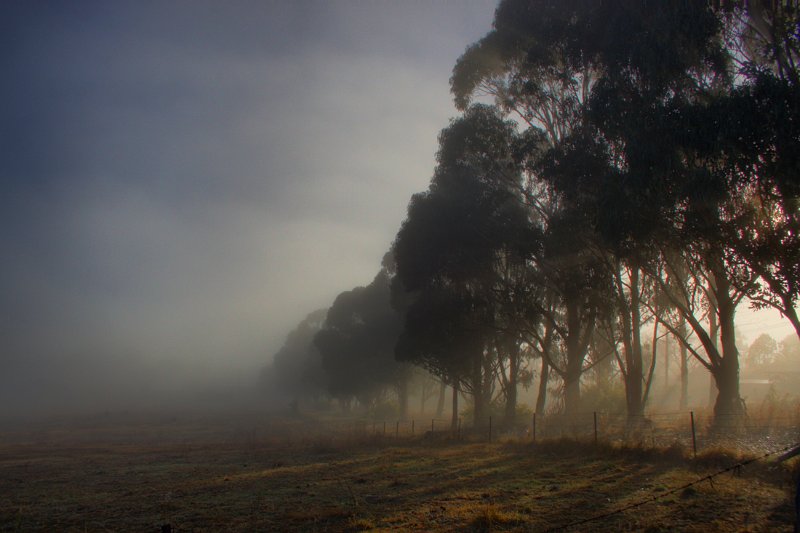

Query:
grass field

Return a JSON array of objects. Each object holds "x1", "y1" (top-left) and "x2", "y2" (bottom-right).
[{"x1": 0, "y1": 413, "x2": 797, "y2": 532}]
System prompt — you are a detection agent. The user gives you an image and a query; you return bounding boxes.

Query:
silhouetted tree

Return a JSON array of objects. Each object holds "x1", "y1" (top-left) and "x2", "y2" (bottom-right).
[
  {"x1": 266, "y1": 308, "x2": 328, "y2": 408},
  {"x1": 393, "y1": 104, "x2": 536, "y2": 427},
  {"x1": 314, "y1": 268, "x2": 411, "y2": 416}
]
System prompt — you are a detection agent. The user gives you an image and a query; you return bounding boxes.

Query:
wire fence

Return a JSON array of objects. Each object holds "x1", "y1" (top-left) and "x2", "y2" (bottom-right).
[{"x1": 261, "y1": 408, "x2": 800, "y2": 458}]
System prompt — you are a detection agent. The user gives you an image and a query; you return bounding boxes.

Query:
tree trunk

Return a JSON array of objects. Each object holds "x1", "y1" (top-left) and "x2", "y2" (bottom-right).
[
  {"x1": 563, "y1": 366, "x2": 581, "y2": 417},
  {"x1": 536, "y1": 356, "x2": 549, "y2": 416},
  {"x1": 504, "y1": 340, "x2": 519, "y2": 426},
  {"x1": 679, "y1": 318, "x2": 689, "y2": 410},
  {"x1": 435, "y1": 380, "x2": 446, "y2": 418},
  {"x1": 664, "y1": 335, "x2": 670, "y2": 391},
  {"x1": 563, "y1": 297, "x2": 590, "y2": 416},
  {"x1": 450, "y1": 379, "x2": 459, "y2": 432},
  {"x1": 712, "y1": 279, "x2": 744, "y2": 427},
  {"x1": 472, "y1": 348, "x2": 487, "y2": 427},
  {"x1": 625, "y1": 267, "x2": 645, "y2": 424},
  {"x1": 708, "y1": 307, "x2": 719, "y2": 407}
]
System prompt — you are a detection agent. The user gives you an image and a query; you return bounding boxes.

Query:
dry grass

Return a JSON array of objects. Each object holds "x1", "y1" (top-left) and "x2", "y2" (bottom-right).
[{"x1": 0, "y1": 414, "x2": 796, "y2": 532}]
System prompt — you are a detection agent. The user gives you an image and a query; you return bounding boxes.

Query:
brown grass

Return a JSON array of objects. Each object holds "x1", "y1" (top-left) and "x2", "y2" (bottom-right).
[{"x1": 0, "y1": 414, "x2": 796, "y2": 532}]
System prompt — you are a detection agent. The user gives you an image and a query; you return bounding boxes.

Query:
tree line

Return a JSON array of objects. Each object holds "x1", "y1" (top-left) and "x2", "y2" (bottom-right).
[{"x1": 262, "y1": 1, "x2": 800, "y2": 430}]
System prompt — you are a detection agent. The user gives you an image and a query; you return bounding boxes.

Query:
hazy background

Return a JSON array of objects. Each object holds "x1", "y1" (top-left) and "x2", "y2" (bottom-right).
[
  {"x1": 2, "y1": 1, "x2": 793, "y2": 419},
  {"x1": 0, "y1": 0, "x2": 498, "y2": 417}
]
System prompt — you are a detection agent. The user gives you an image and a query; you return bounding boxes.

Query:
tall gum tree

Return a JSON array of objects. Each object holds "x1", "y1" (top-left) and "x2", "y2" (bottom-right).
[
  {"x1": 450, "y1": 0, "x2": 767, "y2": 426},
  {"x1": 392, "y1": 105, "x2": 534, "y2": 427}
]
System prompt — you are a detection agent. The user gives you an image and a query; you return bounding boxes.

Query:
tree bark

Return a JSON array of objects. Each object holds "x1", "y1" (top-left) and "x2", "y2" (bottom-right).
[
  {"x1": 472, "y1": 347, "x2": 487, "y2": 427},
  {"x1": 436, "y1": 380, "x2": 446, "y2": 418},
  {"x1": 563, "y1": 296, "x2": 591, "y2": 416},
  {"x1": 536, "y1": 356, "x2": 549, "y2": 415},
  {"x1": 625, "y1": 267, "x2": 645, "y2": 423},
  {"x1": 504, "y1": 339, "x2": 519, "y2": 426},
  {"x1": 450, "y1": 378, "x2": 459, "y2": 432},
  {"x1": 679, "y1": 318, "x2": 689, "y2": 410},
  {"x1": 712, "y1": 275, "x2": 744, "y2": 426}
]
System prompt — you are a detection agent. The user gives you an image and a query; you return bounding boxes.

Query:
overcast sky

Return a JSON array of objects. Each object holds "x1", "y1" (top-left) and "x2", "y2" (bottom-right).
[
  {"x1": 3, "y1": 1, "x2": 794, "y2": 418},
  {"x1": 1, "y1": 0, "x2": 500, "y2": 415}
]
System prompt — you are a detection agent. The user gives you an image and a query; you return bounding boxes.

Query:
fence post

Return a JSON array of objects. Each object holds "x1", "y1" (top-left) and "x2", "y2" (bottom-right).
[
  {"x1": 411, "y1": 419, "x2": 415, "y2": 436},
  {"x1": 532, "y1": 413, "x2": 536, "y2": 443},
  {"x1": 458, "y1": 417, "x2": 462, "y2": 440},
  {"x1": 383, "y1": 421, "x2": 386, "y2": 437},
  {"x1": 431, "y1": 419, "x2": 435, "y2": 433},
  {"x1": 593, "y1": 412, "x2": 598, "y2": 445},
  {"x1": 690, "y1": 411, "x2": 697, "y2": 458},
  {"x1": 489, "y1": 415, "x2": 492, "y2": 443},
  {"x1": 396, "y1": 421, "x2": 399, "y2": 438}
]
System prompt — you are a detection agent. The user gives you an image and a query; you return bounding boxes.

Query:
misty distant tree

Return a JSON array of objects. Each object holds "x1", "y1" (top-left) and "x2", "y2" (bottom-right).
[
  {"x1": 747, "y1": 333, "x2": 779, "y2": 368},
  {"x1": 314, "y1": 268, "x2": 411, "y2": 416},
  {"x1": 265, "y1": 308, "x2": 328, "y2": 407}
]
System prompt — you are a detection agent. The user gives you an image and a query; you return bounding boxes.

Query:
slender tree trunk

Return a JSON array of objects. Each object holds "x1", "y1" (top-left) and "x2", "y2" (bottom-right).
[
  {"x1": 664, "y1": 335, "x2": 670, "y2": 392},
  {"x1": 626, "y1": 268, "x2": 645, "y2": 423},
  {"x1": 708, "y1": 301, "x2": 719, "y2": 407},
  {"x1": 435, "y1": 380, "x2": 446, "y2": 418},
  {"x1": 536, "y1": 356, "x2": 549, "y2": 416},
  {"x1": 472, "y1": 347, "x2": 486, "y2": 427},
  {"x1": 563, "y1": 297, "x2": 590, "y2": 416},
  {"x1": 535, "y1": 322, "x2": 554, "y2": 415},
  {"x1": 504, "y1": 340, "x2": 519, "y2": 426},
  {"x1": 679, "y1": 318, "x2": 689, "y2": 410},
  {"x1": 450, "y1": 379, "x2": 459, "y2": 432}
]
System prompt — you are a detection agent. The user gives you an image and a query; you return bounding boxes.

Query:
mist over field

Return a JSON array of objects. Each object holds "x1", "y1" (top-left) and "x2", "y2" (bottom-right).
[
  {"x1": 3, "y1": 2, "x2": 800, "y2": 531},
  {"x1": 0, "y1": 1, "x2": 496, "y2": 418}
]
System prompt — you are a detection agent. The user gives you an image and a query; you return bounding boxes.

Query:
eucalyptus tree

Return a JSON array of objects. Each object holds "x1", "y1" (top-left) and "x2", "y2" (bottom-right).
[
  {"x1": 450, "y1": 0, "x2": 616, "y2": 417},
  {"x1": 314, "y1": 268, "x2": 411, "y2": 416},
  {"x1": 266, "y1": 308, "x2": 328, "y2": 406},
  {"x1": 392, "y1": 104, "x2": 535, "y2": 427},
  {"x1": 450, "y1": 0, "x2": 766, "y2": 426}
]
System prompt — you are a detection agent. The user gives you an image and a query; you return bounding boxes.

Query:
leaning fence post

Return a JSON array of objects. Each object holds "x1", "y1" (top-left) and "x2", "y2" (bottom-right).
[
  {"x1": 690, "y1": 411, "x2": 697, "y2": 458},
  {"x1": 594, "y1": 412, "x2": 598, "y2": 445},
  {"x1": 532, "y1": 413, "x2": 536, "y2": 443},
  {"x1": 489, "y1": 415, "x2": 492, "y2": 443}
]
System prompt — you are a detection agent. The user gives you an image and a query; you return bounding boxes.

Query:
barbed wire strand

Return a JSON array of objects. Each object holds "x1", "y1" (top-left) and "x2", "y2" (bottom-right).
[{"x1": 544, "y1": 441, "x2": 800, "y2": 532}]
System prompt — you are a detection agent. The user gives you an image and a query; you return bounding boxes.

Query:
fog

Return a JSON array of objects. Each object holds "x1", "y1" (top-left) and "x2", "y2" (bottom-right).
[{"x1": 0, "y1": 1, "x2": 497, "y2": 418}]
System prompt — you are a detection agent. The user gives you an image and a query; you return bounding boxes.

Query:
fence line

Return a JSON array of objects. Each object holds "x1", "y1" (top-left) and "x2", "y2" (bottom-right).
[
  {"x1": 279, "y1": 408, "x2": 800, "y2": 457},
  {"x1": 544, "y1": 441, "x2": 800, "y2": 532}
]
